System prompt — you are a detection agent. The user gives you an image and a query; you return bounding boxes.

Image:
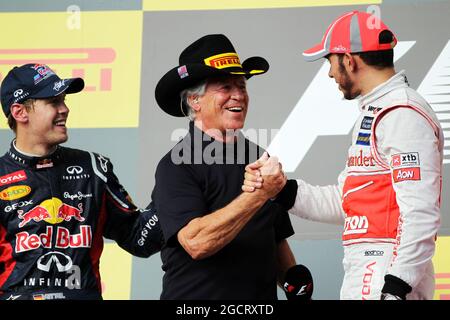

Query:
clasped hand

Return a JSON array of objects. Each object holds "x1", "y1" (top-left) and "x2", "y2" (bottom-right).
[{"x1": 241, "y1": 152, "x2": 287, "y2": 200}]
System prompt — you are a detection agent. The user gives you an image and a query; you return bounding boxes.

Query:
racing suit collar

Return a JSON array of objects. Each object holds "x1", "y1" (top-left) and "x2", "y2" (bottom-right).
[
  {"x1": 7, "y1": 140, "x2": 61, "y2": 169},
  {"x1": 358, "y1": 70, "x2": 409, "y2": 110}
]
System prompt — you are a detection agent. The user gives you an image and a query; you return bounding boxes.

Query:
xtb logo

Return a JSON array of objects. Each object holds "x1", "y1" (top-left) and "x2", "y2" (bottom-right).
[{"x1": 268, "y1": 40, "x2": 450, "y2": 171}]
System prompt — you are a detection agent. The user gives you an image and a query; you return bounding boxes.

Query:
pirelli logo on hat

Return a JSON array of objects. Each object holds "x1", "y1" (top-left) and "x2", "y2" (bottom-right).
[{"x1": 204, "y1": 52, "x2": 242, "y2": 69}]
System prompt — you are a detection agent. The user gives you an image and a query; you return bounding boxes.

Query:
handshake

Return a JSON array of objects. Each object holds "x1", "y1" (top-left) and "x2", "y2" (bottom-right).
[{"x1": 241, "y1": 152, "x2": 287, "y2": 200}]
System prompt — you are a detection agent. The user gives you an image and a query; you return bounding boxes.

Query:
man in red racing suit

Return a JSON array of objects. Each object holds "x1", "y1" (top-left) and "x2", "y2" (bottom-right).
[
  {"x1": 0, "y1": 64, "x2": 162, "y2": 300},
  {"x1": 243, "y1": 11, "x2": 443, "y2": 300},
  {"x1": 286, "y1": 70, "x2": 443, "y2": 300}
]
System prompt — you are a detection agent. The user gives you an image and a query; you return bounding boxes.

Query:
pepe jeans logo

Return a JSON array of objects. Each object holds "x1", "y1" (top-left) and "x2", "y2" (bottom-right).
[{"x1": 63, "y1": 191, "x2": 92, "y2": 201}]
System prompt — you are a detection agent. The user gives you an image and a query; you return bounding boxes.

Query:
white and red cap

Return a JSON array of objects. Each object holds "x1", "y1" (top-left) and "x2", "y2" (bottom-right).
[{"x1": 303, "y1": 10, "x2": 397, "y2": 61}]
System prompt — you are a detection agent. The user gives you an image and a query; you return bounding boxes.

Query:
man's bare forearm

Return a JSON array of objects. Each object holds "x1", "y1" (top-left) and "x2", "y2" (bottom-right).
[{"x1": 177, "y1": 190, "x2": 269, "y2": 260}]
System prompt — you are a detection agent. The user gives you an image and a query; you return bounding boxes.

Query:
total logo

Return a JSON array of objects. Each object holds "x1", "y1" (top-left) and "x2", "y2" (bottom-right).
[
  {"x1": 0, "y1": 170, "x2": 27, "y2": 187},
  {"x1": 17, "y1": 197, "x2": 84, "y2": 228}
]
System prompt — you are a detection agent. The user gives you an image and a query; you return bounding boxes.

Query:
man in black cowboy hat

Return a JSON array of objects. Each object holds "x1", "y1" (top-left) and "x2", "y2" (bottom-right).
[{"x1": 152, "y1": 34, "x2": 296, "y2": 299}]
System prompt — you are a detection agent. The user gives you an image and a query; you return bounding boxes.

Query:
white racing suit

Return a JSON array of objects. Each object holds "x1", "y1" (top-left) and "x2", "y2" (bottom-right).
[{"x1": 290, "y1": 71, "x2": 444, "y2": 299}]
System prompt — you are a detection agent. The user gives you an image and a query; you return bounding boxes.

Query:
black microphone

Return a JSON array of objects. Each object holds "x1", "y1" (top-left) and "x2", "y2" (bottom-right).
[{"x1": 283, "y1": 264, "x2": 313, "y2": 300}]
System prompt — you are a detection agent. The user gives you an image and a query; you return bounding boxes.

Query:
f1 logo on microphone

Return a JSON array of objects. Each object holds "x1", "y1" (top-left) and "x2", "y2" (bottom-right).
[
  {"x1": 296, "y1": 284, "x2": 313, "y2": 296},
  {"x1": 283, "y1": 282, "x2": 295, "y2": 293}
]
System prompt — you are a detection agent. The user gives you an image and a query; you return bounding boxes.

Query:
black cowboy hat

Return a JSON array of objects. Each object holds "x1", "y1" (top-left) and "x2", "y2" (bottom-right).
[{"x1": 154, "y1": 34, "x2": 269, "y2": 117}]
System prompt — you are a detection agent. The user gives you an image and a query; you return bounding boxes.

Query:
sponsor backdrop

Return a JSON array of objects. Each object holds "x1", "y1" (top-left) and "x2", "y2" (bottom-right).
[{"x1": 0, "y1": 0, "x2": 449, "y2": 300}]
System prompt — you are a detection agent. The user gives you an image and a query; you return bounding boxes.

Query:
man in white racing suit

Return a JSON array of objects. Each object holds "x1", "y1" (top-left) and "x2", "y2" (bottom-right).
[{"x1": 243, "y1": 10, "x2": 444, "y2": 300}]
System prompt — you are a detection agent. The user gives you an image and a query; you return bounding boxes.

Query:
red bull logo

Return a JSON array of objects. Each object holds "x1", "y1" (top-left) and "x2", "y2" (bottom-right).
[
  {"x1": 15, "y1": 225, "x2": 92, "y2": 253},
  {"x1": 58, "y1": 203, "x2": 84, "y2": 222},
  {"x1": 18, "y1": 197, "x2": 84, "y2": 228}
]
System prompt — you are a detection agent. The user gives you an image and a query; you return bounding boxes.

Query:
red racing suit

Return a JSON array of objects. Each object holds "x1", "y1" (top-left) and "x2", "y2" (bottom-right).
[
  {"x1": 0, "y1": 143, "x2": 162, "y2": 300},
  {"x1": 289, "y1": 71, "x2": 443, "y2": 299}
]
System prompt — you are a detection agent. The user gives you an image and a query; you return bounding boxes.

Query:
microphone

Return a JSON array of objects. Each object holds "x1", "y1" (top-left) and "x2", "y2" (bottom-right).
[{"x1": 283, "y1": 264, "x2": 314, "y2": 300}]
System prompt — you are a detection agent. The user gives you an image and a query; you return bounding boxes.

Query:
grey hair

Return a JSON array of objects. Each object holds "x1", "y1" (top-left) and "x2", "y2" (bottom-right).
[{"x1": 180, "y1": 80, "x2": 207, "y2": 120}]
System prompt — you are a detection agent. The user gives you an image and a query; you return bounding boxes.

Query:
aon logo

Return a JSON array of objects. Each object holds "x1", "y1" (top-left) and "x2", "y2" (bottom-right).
[{"x1": 344, "y1": 216, "x2": 369, "y2": 235}]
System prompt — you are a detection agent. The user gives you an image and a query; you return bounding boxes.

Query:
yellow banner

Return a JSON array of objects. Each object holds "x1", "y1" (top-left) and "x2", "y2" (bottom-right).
[
  {"x1": 433, "y1": 236, "x2": 450, "y2": 300},
  {"x1": 100, "y1": 243, "x2": 133, "y2": 300},
  {"x1": 144, "y1": 0, "x2": 381, "y2": 11},
  {"x1": 0, "y1": 11, "x2": 142, "y2": 129}
]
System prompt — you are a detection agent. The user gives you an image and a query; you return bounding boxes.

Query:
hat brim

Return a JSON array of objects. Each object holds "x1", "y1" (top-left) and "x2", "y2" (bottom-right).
[
  {"x1": 302, "y1": 43, "x2": 329, "y2": 62},
  {"x1": 32, "y1": 77, "x2": 85, "y2": 99},
  {"x1": 155, "y1": 56, "x2": 269, "y2": 117}
]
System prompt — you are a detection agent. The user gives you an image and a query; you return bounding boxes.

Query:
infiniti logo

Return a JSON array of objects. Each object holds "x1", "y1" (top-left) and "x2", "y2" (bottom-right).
[
  {"x1": 13, "y1": 89, "x2": 23, "y2": 97},
  {"x1": 66, "y1": 166, "x2": 83, "y2": 174},
  {"x1": 37, "y1": 251, "x2": 73, "y2": 272}
]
